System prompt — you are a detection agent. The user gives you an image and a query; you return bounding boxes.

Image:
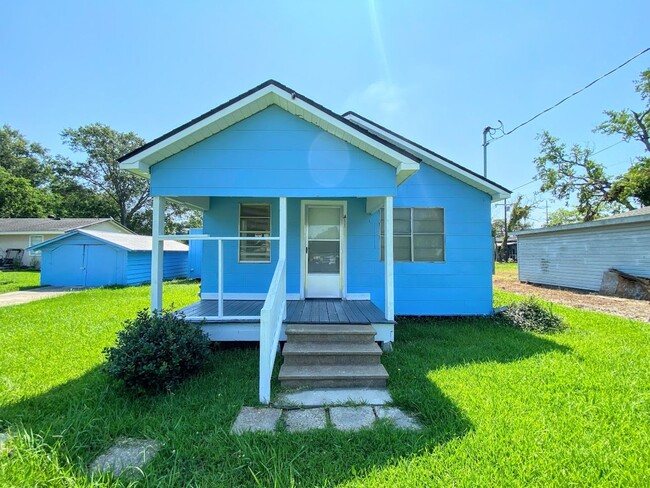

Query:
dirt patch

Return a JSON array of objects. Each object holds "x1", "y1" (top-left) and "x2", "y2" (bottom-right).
[{"x1": 494, "y1": 267, "x2": 650, "y2": 323}]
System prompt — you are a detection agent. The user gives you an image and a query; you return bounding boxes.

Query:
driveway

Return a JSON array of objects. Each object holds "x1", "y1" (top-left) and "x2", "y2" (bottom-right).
[{"x1": 0, "y1": 286, "x2": 84, "y2": 307}]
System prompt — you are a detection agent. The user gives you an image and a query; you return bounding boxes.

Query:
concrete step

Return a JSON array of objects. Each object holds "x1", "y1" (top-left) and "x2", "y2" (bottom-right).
[
  {"x1": 279, "y1": 364, "x2": 388, "y2": 389},
  {"x1": 285, "y1": 324, "x2": 377, "y2": 344},
  {"x1": 282, "y1": 342, "x2": 383, "y2": 366}
]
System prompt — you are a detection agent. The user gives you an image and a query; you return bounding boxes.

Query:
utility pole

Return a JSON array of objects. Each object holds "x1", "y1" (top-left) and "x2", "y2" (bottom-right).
[
  {"x1": 482, "y1": 121, "x2": 504, "y2": 178},
  {"x1": 493, "y1": 200, "x2": 512, "y2": 262},
  {"x1": 545, "y1": 201, "x2": 549, "y2": 226}
]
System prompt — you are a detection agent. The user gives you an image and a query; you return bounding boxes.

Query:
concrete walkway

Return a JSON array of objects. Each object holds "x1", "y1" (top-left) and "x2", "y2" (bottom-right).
[
  {"x1": 231, "y1": 405, "x2": 422, "y2": 434},
  {"x1": 0, "y1": 286, "x2": 83, "y2": 307}
]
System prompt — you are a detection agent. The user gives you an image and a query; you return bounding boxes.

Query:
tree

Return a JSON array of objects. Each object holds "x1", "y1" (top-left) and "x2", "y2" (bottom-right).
[
  {"x1": 546, "y1": 207, "x2": 581, "y2": 227},
  {"x1": 534, "y1": 68, "x2": 650, "y2": 219},
  {"x1": 60, "y1": 124, "x2": 149, "y2": 229},
  {"x1": 494, "y1": 195, "x2": 534, "y2": 262},
  {"x1": 0, "y1": 167, "x2": 49, "y2": 217},
  {"x1": 533, "y1": 131, "x2": 633, "y2": 221},
  {"x1": 596, "y1": 69, "x2": 650, "y2": 206},
  {"x1": 0, "y1": 125, "x2": 52, "y2": 187}
]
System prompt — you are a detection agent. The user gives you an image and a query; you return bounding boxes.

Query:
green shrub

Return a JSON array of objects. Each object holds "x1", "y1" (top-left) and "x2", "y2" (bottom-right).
[
  {"x1": 103, "y1": 308, "x2": 211, "y2": 394},
  {"x1": 501, "y1": 297, "x2": 566, "y2": 334}
]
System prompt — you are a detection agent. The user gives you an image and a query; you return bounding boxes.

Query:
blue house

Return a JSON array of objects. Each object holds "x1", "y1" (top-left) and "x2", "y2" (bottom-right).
[
  {"x1": 118, "y1": 81, "x2": 510, "y2": 402},
  {"x1": 29, "y1": 229, "x2": 189, "y2": 287}
]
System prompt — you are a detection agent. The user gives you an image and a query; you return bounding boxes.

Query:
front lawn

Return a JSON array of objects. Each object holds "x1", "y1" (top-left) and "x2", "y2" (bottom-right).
[
  {"x1": 0, "y1": 270, "x2": 40, "y2": 294},
  {"x1": 0, "y1": 284, "x2": 648, "y2": 486}
]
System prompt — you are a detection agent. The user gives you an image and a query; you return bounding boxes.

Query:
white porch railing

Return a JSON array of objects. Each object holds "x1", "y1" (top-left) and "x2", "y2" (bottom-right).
[
  {"x1": 259, "y1": 258, "x2": 286, "y2": 404},
  {"x1": 159, "y1": 234, "x2": 279, "y2": 321}
]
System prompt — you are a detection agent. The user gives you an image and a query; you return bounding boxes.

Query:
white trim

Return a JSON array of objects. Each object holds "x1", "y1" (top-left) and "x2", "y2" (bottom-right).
[
  {"x1": 200, "y1": 292, "x2": 301, "y2": 300},
  {"x1": 197, "y1": 322, "x2": 392, "y2": 344},
  {"x1": 151, "y1": 196, "x2": 165, "y2": 312},
  {"x1": 366, "y1": 197, "x2": 384, "y2": 215},
  {"x1": 384, "y1": 196, "x2": 394, "y2": 321},
  {"x1": 345, "y1": 293, "x2": 371, "y2": 300},
  {"x1": 200, "y1": 323, "x2": 289, "y2": 342},
  {"x1": 372, "y1": 323, "x2": 395, "y2": 343},
  {"x1": 345, "y1": 113, "x2": 510, "y2": 201},
  {"x1": 300, "y1": 200, "x2": 347, "y2": 299}
]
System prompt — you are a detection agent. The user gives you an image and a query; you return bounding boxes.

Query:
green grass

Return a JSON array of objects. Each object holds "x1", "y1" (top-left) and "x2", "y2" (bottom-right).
[
  {"x1": 0, "y1": 270, "x2": 41, "y2": 294},
  {"x1": 0, "y1": 284, "x2": 648, "y2": 486}
]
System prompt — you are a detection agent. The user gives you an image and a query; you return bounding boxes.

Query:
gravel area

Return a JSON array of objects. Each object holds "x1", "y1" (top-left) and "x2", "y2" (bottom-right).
[{"x1": 495, "y1": 266, "x2": 650, "y2": 323}]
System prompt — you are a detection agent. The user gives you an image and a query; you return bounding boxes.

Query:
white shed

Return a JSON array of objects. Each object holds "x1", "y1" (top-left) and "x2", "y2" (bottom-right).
[{"x1": 516, "y1": 207, "x2": 650, "y2": 291}]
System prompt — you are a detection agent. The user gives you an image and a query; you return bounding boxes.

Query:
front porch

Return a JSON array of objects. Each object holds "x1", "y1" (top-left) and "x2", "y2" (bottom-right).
[
  {"x1": 179, "y1": 298, "x2": 391, "y2": 324},
  {"x1": 177, "y1": 298, "x2": 395, "y2": 344}
]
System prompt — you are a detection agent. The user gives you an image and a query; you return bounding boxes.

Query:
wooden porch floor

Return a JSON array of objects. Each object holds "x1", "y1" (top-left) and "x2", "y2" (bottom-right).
[{"x1": 178, "y1": 299, "x2": 392, "y2": 324}]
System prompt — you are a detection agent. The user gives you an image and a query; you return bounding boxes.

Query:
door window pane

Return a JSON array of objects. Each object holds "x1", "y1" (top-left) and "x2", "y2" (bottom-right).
[
  {"x1": 307, "y1": 241, "x2": 340, "y2": 274},
  {"x1": 308, "y1": 207, "x2": 340, "y2": 239}
]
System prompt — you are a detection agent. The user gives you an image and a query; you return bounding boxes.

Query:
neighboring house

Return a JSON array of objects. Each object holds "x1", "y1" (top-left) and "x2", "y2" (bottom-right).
[
  {"x1": 517, "y1": 207, "x2": 650, "y2": 291},
  {"x1": 28, "y1": 229, "x2": 188, "y2": 287},
  {"x1": 118, "y1": 80, "x2": 511, "y2": 402},
  {"x1": 0, "y1": 218, "x2": 131, "y2": 268},
  {"x1": 496, "y1": 236, "x2": 518, "y2": 262}
]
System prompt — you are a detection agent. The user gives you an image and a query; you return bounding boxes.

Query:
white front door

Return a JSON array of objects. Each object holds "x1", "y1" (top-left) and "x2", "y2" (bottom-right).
[{"x1": 304, "y1": 204, "x2": 344, "y2": 298}]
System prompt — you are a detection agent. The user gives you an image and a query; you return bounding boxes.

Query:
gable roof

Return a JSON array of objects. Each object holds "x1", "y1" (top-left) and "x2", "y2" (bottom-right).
[
  {"x1": 28, "y1": 229, "x2": 188, "y2": 252},
  {"x1": 0, "y1": 218, "x2": 129, "y2": 234},
  {"x1": 342, "y1": 111, "x2": 510, "y2": 201},
  {"x1": 119, "y1": 80, "x2": 420, "y2": 185}
]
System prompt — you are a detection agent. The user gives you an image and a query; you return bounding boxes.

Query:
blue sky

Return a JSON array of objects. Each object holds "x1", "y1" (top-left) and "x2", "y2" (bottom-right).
[{"x1": 2, "y1": 0, "x2": 649, "y2": 225}]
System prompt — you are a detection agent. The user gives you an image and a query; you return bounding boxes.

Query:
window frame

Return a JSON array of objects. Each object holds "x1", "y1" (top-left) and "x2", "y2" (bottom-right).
[
  {"x1": 238, "y1": 203, "x2": 272, "y2": 263},
  {"x1": 28, "y1": 235, "x2": 44, "y2": 256},
  {"x1": 380, "y1": 207, "x2": 445, "y2": 263}
]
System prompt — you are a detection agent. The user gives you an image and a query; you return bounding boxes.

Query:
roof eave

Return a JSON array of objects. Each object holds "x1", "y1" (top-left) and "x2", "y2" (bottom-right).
[{"x1": 342, "y1": 111, "x2": 512, "y2": 200}]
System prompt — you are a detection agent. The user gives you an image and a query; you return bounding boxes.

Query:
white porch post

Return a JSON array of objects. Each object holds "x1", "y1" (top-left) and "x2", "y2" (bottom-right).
[
  {"x1": 279, "y1": 196, "x2": 287, "y2": 319},
  {"x1": 151, "y1": 196, "x2": 166, "y2": 312},
  {"x1": 384, "y1": 196, "x2": 394, "y2": 321}
]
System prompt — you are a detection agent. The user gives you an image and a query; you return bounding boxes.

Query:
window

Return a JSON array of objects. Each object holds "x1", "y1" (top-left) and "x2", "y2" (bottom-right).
[
  {"x1": 380, "y1": 208, "x2": 444, "y2": 262},
  {"x1": 28, "y1": 235, "x2": 44, "y2": 256},
  {"x1": 239, "y1": 203, "x2": 271, "y2": 262}
]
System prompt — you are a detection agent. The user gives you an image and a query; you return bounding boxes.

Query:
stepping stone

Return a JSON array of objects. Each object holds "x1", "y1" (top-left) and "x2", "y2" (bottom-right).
[
  {"x1": 231, "y1": 407, "x2": 282, "y2": 434},
  {"x1": 329, "y1": 406, "x2": 375, "y2": 431},
  {"x1": 284, "y1": 408, "x2": 327, "y2": 432},
  {"x1": 90, "y1": 438, "x2": 160, "y2": 478},
  {"x1": 374, "y1": 407, "x2": 423, "y2": 430},
  {"x1": 275, "y1": 388, "x2": 392, "y2": 407}
]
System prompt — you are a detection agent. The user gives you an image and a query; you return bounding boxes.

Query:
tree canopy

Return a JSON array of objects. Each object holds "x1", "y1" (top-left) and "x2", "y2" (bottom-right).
[
  {"x1": 60, "y1": 124, "x2": 149, "y2": 230},
  {"x1": 534, "y1": 68, "x2": 650, "y2": 221},
  {"x1": 0, "y1": 122, "x2": 200, "y2": 233}
]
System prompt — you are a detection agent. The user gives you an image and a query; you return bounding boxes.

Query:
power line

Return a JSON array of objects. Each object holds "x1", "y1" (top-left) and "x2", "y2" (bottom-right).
[
  {"x1": 488, "y1": 47, "x2": 650, "y2": 144},
  {"x1": 508, "y1": 139, "x2": 627, "y2": 192}
]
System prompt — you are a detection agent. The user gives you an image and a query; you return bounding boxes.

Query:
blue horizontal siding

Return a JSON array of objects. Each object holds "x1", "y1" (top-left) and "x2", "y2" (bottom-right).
[
  {"x1": 150, "y1": 105, "x2": 397, "y2": 197},
  {"x1": 126, "y1": 251, "x2": 188, "y2": 285},
  {"x1": 390, "y1": 164, "x2": 493, "y2": 315}
]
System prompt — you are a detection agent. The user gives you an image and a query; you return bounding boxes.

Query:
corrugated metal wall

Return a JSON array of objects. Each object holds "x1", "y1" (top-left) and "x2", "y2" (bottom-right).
[{"x1": 518, "y1": 221, "x2": 650, "y2": 291}]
